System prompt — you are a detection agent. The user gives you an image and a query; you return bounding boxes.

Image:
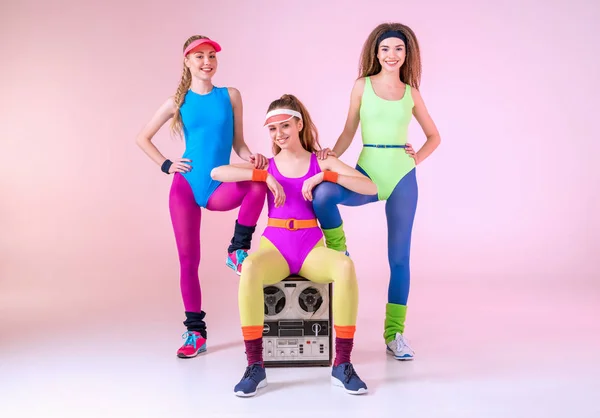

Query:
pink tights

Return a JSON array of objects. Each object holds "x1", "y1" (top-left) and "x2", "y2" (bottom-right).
[{"x1": 169, "y1": 173, "x2": 266, "y2": 312}]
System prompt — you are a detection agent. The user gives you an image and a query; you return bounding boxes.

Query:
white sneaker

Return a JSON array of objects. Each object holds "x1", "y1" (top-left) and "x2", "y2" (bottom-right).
[{"x1": 386, "y1": 332, "x2": 414, "y2": 360}]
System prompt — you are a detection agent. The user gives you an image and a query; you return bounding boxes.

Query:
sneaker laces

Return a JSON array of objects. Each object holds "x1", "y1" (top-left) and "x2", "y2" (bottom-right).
[
  {"x1": 181, "y1": 331, "x2": 201, "y2": 349},
  {"x1": 394, "y1": 333, "x2": 412, "y2": 351},
  {"x1": 343, "y1": 363, "x2": 359, "y2": 384},
  {"x1": 230, "y1": 249, "x2": 248, "y2": 266},
  {"x1": 242, "y1": 364, "x2": 262, "y2": 382},
  {"x1": 236, "y1": 250, "x2": 248, "y2": 265}
]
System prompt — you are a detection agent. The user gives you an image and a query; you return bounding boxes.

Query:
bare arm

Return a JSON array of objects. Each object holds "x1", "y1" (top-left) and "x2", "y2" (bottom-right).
[
  {"x1": 135, "y1": 97, "x2": 177, "y2": 166},
  {"x1": 331, "y1": 78, "x2": 365, "y2": 157},
  {"x1": 211, "y1": 162, "x2": 286, "y2": 207},
  {"x1": 411, "y1": 88, "x2": 441, "y2": 164},
  {"x1": 210, "y1": 162, "x2": 256, "y2": 182},
  {"x1": 318, "y1": 156, "x2": 377, "y2": 196},
  {"x1": 228, "y1": 87, "x2": 253, "y2": 161}
]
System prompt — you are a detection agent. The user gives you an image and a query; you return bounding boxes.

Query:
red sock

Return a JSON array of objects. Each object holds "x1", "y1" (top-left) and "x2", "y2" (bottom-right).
[
  {"x1": 334, "y1": 337, "x2": 353, "y2": 366},
  {"x1": 244, "y1": 337, "x2": 264, "y2": 367}
]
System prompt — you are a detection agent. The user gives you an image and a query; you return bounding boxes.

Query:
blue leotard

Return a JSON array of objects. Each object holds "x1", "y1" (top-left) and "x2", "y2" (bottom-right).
[{"x1": 179, "y1": 86, "x2": 234, "y2": 207}]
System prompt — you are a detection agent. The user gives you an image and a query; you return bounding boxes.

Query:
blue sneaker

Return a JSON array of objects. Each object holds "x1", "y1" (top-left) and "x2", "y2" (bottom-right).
[
  {"x1": 331, "y1": 362, "x2": 368, "y2": 395},
  {"x1": 234, "y1": 363, "x2": 267, "y2": 397}
]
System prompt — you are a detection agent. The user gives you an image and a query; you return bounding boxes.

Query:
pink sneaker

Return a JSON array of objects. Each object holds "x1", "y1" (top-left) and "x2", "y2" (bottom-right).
[
  {"x1": 226, "y1": 249, "x2": 248, "y2": 276},
  {"x1": 177, "y1": 331, "x2": 207, "y2": 358}
]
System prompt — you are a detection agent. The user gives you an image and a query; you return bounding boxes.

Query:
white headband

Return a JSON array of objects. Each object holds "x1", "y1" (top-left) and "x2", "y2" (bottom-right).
[{"x1": 263, "y1": 109, "x2": 303, "y2": 126}]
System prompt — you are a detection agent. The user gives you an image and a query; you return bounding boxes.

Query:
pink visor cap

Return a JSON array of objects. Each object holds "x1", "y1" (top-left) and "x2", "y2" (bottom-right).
[
  {"x1": 184, "y1": 38, "x2": 222, "y2": 56},
  {"x1": 264, "y1": 109, "x2": 303, "y2": 127}
]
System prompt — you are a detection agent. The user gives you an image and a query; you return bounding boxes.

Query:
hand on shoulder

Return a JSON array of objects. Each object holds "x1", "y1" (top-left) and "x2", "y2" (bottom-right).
[{"x1": 317, "y1": 154, "x2": 340, "y2": 171}]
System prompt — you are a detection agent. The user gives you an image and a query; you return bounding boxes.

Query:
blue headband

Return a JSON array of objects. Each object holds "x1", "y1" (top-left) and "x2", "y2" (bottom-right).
[{"x1": 376, "y1": 30, "x2": 407, "y2": 47}]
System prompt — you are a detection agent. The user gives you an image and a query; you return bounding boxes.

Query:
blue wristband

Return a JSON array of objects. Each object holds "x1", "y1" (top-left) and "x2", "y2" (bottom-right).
[{"x1": 161, "y1": 159, "x2": 173, "y2": 174}]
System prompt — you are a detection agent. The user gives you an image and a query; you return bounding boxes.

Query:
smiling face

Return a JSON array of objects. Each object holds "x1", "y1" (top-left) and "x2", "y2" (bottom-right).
[
  {"x1": 267, "y1": 116, "x2": 303, "y2": 151},
  {"x1": 376, "y1": 37, "x2": 406, "y2": 72},
  {"x1": 184, "y1": 44, "x2": 218, "y2": 81}
]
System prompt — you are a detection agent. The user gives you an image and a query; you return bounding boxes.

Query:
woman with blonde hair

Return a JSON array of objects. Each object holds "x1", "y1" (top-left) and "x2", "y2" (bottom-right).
[{"x1": 136, "y1": 35, "x2": 268, "y2": 358}]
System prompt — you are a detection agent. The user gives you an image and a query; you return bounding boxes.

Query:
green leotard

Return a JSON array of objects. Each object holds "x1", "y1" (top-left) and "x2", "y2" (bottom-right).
[
  {"x1": 313, "y1": 75, "x2": 421, "y2": 349},
  {"x1": 357, "y1": 77, "x2": 415, "y2": 200}
]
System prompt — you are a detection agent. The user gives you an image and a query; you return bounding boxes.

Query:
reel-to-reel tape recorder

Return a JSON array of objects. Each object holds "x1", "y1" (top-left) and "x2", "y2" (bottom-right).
[{"x1": 262, "y1": 275, "x2": 332, "y2": 367}]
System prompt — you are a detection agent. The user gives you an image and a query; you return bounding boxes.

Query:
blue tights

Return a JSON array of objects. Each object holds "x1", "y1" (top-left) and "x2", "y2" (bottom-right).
[{"x1": 312, "y1": 167, "x2": 418, "y2": 305}]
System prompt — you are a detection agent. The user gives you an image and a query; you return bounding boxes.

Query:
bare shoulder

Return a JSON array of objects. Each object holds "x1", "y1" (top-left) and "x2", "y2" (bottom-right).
[
  {"x1": 352, "y1": 77, "x2": 366, "y2": 94},
  {"x1": 410, "y1": 86, "x2": 425, "y2": 102},
  {"x1": 317, "y1": 155, "x2": 340, "y2": 170},
  {"x1": 138, "y1": 96, "x2": 177, "y2": 138},
  {"x1": 227, "y1": 86, "x2": 242, "y2": 100},
  {"x1": 227, "y1": 86, "x2": 240, "y2": 95},
  {"x1": 354, "y1": 77, "x2": 367, "y2": 87},
  {"x1": 227, "y1": 87, "x2": 243, "y2": 110},
  {"x1": 158, "y1": 96, "x2": 177, "y2": 118}
]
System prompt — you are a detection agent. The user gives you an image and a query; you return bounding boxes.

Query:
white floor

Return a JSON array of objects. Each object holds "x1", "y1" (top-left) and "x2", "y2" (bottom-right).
[{"x1": 2, "y1": 280, "x2": 599, "y2": 418}]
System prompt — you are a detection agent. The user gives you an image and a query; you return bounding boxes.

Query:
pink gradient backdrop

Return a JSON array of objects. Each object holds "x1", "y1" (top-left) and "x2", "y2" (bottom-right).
[{"x1": 1, "y1": 0, "x2": 598, "y2": 336}]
